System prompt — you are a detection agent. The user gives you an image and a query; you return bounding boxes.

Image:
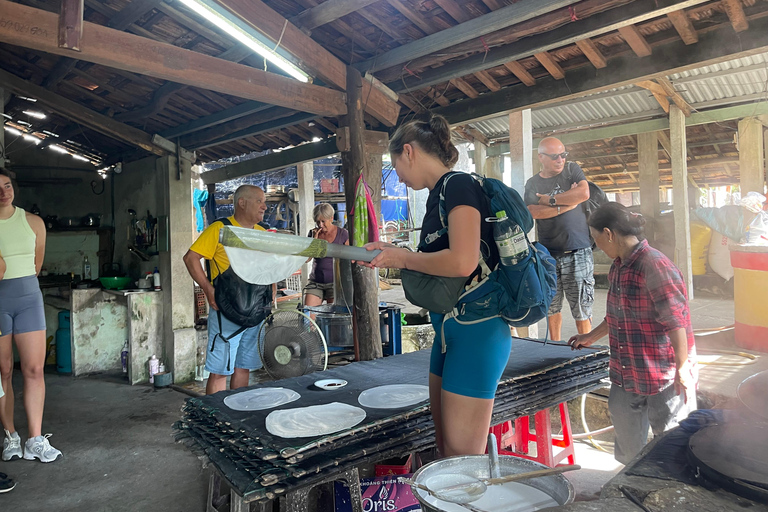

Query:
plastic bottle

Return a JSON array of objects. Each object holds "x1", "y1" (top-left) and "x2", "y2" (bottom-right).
[
  {"x1": 148, "y1": 354, "x2": 159, "y2": 383},
  {"x1": 153, "y1": 267, "x2": 161, "y2": 291},
  {"x1": 82, "y1": 256, "x2": 92, "y2": 280},
  {"x1": 121, "y1": 341, "x2": 128, "y2": 373},
  {"x1": 493, "y1": 210, "x2": 529, "y2": 266}
]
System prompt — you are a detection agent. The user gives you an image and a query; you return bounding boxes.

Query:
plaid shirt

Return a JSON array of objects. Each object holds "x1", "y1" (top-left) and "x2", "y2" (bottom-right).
[{"x1": 606, "y1": 240, "x2": 696, "y2": 395}]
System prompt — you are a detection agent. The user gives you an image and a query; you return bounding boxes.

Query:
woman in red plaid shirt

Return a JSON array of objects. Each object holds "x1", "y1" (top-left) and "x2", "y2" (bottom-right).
[{"x1": 569, "y1": 202, "x2": 697, "y2": 464}]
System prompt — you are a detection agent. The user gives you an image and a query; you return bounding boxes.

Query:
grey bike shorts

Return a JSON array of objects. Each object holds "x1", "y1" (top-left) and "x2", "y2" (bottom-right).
[{"x1": 0, "y1": 276, "x2": 46, "y2": 336}]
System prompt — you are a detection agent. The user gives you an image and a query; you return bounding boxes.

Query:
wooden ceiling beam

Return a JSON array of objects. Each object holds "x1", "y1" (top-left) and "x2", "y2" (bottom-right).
[
  {"x1": 502, "y1": 61, "x2": 536, "y2": 87},
  {"x1": 480, "y1": 0, "x2": 505, "y2": 10},
  {"x1": 0, "y1": 0, "x2": 346, "y2": 117},
  {"x1": 356, "y1": 0, "x2": 581, "y2": 73},
  {"x1": 721, "y1": 0, "x2": 749, "y2": 32},
  {"x1": 656, "y1": 77, "x2": 693, "y2": 116},
  {"x1": 58, "y1": 0, "x2": 84, "y2": 50},
  {"x1": 389, "y1": 0, "x2": 717, "y2": 94},
  {"x1": 575, "y1": 38, "x2": 607, "y2": 69},
  {"x1": 290, "y1": 0, "x2": 379, "y2": 31},
  {"x1": 450, "y1": 77, "x2": 480, "y2": 98},
  {"x1": 215, "y1": 0, "x2": 399, "y2": 126},
  {"x1": 666, "y1": 9, "x2": 698, "y2": 44},
  {"x1": 186, "y1": 111, "x2": 317, "y2": 149},
  {"x1": 386, "y1": 0, "x2": 437, "y2": 35},
  {"x1": 618, "y1": 25, "x2": 653, "y2": 57},
  {"x1": 0, "y1": 67, "x2": 171, "y2": 156},
  {"x1": 108, "y1": 0, "x2": 162, "y2": 30},
  {"x1": 534, "y1": 52, "x2": 565, "y2": 79},
  {"x1": 473, "y1": 70, "x2": 501, "y2": 92},
  {"x1": 434, "y1": 0, "x2": 472, "y2": 23},
  {"x1": 433, "y1": 14, "x2": 768, "y2": 125}
]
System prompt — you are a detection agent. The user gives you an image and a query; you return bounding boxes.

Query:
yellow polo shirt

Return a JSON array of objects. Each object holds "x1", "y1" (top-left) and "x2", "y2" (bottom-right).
[{"x1": 189, "y1": 216, "x2": 265, "y2": 282}]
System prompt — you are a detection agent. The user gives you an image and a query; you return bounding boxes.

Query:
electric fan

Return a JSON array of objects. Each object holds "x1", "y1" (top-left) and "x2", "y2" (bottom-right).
[{"x1": 258, "y1": 310, "x2": 328, "y2": 379}]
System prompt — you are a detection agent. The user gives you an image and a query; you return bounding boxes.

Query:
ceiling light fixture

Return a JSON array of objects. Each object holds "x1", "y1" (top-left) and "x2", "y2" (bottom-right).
[
  {"x1": 23, "y1": 110, "x2": 46, "y2": 119},
  {"x1": 18, "y1": 96, "x2": 37, "y2": 102},
  {"x1": 72, "y1": 154, "x2": 90, "y2": 162},
  {"x1": 176, "y1": 0, "x2": 310, "y2": 83},
  {"x1": 4, "y1": 125, "x2": 22, "y2": 136},
  {"x1": 49, "y1": 145, "x2": 69, "y2": 154},
  {"x1": 1, "y1": 113, "x2": 11, "y2": 119},
  {"x1": 23, "y1": 134, "x2": 41, "y2": 144},
  {"x1": 16, "y1": 120, "x2": 32, "y2": 127}
]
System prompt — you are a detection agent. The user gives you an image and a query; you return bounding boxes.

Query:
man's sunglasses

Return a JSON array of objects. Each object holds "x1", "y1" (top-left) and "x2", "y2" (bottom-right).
[{"x1": 540, "y1": 152, "x2": 569, "y2": 160}]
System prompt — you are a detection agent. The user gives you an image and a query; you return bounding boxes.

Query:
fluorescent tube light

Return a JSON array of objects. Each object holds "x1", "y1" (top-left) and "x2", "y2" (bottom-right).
[
  {"x1": 4, "y1": 126, "x2": 22, "y2": 136},
  {"x1": 23, "y1": 134, "x2": 41, "y2": 144},
  {"x1": 49, "y1": 145, "x2": 69, "y2": 153},
  {"x1": 176, "y1": 0, "x2": 310, "y2": 83},
  {"x1": 72, "y1": 154, "x2": 90, "y2": 162},
  {"x1": 23, "y1": 110, "x2": 46, "y2": 119}
]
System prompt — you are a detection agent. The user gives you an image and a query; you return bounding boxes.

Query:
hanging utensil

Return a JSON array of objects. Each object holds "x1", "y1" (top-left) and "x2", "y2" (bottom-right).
[{"x1": 487, "y1": 433, "x2": 501, "y2": 479}]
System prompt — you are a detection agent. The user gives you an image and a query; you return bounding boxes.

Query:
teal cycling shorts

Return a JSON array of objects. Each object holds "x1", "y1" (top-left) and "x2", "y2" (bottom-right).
[{"x1": 429, "y1": 313, "x2": 512, "y2": 399}]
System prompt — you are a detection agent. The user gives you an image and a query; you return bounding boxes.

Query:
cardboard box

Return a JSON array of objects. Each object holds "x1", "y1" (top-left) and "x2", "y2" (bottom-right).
[
  {"x1": 375, "y1": 454, "x2": 413, "y2": 476},
  {"x1": 335, "y1": 473, "x2": 421, "y2": 512}
]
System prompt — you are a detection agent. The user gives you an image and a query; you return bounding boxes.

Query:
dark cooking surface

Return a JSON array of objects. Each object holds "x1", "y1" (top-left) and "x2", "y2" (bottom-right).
[
  {"x1": 688, "y1": 423, "x2": 768, "y2": 487},
  {"x1": 738, "y1": 370, "x2": 768, "y2": 420}
]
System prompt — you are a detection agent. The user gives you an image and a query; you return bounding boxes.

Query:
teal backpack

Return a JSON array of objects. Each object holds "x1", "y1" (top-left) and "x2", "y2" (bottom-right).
[{"x1": 420, "y1": 172, "x2": 557, "y2": 339}]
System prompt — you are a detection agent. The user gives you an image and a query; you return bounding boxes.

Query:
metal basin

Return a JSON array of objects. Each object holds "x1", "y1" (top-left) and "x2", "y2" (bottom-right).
[{"x1": 411, "y1": 455, "x2": 574, "y2": 512}]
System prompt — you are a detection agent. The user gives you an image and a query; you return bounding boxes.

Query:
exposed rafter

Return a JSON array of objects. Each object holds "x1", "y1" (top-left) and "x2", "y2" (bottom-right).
[
  {"x1": 575, "y1": 38, "x2": 608, "y2": 68},
  {"x1": 503, "y1": 61, "x2": 536, "y2": 87},
  {"x1": 433, "y1": 14, "x2": 768, "y2": 124},
  {"x1": 618, "y1": 25, "x2": 652, "y2": 57},
  {"x1": 0, "y1": 0, "x2": 347, "y2": 118},
  {"x1": 289, "y1": 0, "x2": 379, "y2": 31},
  {"x1": 389, "y1": 0, "x2": 714, "y2": 94},
  {"x1": 215, "y1": 0, "x2": 399, "y2": 126},
  {"x1": 721, "y1": 0, "x2": 749, "y2": 32},
  {"x1": 0, "y1": 67, "x2": 173, "y2": 157},
  {"x1": 355, "y1": 0, "x2": 581, "y2": 73},
  {"x1": 534, "y1": 52, "x2": 565, "y2": 79},
  {"x1": 666, "y1": 9, "x2": 698, "y2": 45}
]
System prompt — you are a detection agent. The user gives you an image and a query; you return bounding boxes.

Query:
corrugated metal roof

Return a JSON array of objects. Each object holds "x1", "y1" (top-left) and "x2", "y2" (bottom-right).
[{"x1": 468, "y1": 51, "x2": 768, "y2": 140}]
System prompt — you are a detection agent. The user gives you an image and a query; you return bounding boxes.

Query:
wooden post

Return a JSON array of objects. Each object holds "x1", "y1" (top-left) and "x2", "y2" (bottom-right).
[
  {"x1": 508, "y1": 109, "x2": 538, "y2": 338},
  {"x1": 58, "y1": 0, "x2": 84, "y2": 50},
  {"x1": 738, "y1": 117, "x2": 766, "y2": 195},
  {"x1": 297, "y1": 161, "x2": 315, "y2": 292},
  {"x1": 485, "y1": 156, "x2": 504, "y2": 181},
  {"x1": 509, "y1": 110, "x2": 533, "y2": 195},
  {"x1": 670, "y1": 105, "x2": 693, "y2": 299},
  {"x1": 637, "y1": 131, "x2": 660, "y2": 246},
  {"x1": 474, "y1": 141, "x2": 487, "y2": 176},
  {"x1": 341, "y1": 67, "x2": 382, "y2": 361}
]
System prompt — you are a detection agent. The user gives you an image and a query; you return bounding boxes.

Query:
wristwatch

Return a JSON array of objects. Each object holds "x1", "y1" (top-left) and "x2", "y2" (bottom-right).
[{"x1": 549, "y1": 196, "x2": 557, "y2": 207}]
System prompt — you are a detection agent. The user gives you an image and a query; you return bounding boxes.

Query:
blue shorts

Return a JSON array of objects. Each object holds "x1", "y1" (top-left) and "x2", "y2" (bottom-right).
[
  {"x1": 429, "y1": 314, "x2": 512, "y2": 399},
  {"x1": 0, "y1": 276, "x2": 46, "y2": 336},
  {"x1": 205, "y1": 310, "x2": 263, "y2": 376}
]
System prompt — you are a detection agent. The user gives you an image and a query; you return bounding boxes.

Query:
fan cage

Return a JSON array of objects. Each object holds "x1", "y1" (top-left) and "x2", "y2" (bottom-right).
[{"x1": 258, "y1": 310, "x2": 328, "y2": 379}]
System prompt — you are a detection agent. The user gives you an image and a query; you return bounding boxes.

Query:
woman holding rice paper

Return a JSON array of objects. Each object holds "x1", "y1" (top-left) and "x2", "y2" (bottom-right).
[
  {"x1": 358, "y1": 115, "x2": 511, "y2": 457},
  {"x1": 303, "y1": 203, "x2": 349, "y2": 307}
]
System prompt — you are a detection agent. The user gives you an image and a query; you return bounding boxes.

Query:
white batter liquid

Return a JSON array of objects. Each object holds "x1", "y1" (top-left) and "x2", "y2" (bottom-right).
[
  {"x1": 420, "y1": 477, "x2": 559, "y2": 512},
  {"x1": 224, "y1": 387, "x2": 301, "y2": 411},
  {"x1": 357, "y1": 384, "x2": 430, "y2": 409},
  {"x1": 265, "y1": 402, "x2": 366, "y2": 438},
  {"x1": 225, "y1": 247, "x2": 305, "y2": 285}
]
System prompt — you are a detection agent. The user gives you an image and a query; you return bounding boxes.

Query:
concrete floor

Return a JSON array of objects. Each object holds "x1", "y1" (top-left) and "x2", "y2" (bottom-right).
[
  {"x1": 1, "y1": 285, "x2": 761, "y2": 511},
  {"x1": 0, "y1": 372, "x2": 207, "y2": 511}
]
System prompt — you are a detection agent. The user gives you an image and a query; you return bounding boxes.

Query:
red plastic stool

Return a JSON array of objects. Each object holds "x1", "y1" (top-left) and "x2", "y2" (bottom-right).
[{"x1": 489, "y1": 403, "x2": 575, "y2": 467}]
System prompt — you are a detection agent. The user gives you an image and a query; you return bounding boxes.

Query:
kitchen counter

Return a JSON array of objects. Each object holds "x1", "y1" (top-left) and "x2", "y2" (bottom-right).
[{"x1": 70, "y1": 288, "x2": 164, "y2": 384}]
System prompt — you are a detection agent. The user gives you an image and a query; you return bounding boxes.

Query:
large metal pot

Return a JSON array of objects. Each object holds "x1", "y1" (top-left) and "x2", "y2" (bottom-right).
[{"x1": 411, "y1": 455, "x2": 574, "y2": 512}]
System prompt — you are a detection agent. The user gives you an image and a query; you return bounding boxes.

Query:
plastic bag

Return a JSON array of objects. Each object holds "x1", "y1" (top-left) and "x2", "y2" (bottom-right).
[
  {"x1": 708, "y1": 233, "x2": 735, "y2": 281},
  {"x1": 690, "y1": 221, "x2": 712, "y2": 275},
  {"x1": 744, "y1": 211, "x2": 768, "y2": 245},
  {"x1": 734, "y1": 191, "x2": 767, "y2": 213}
]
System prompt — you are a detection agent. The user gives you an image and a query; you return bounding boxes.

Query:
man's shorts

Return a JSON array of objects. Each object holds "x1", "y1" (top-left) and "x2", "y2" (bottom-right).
[
  {"x1": 548, "y1": 248, "x2": 594, "y2": 321},
  {"x1": 205, "y1": 310, "x2": 262, "y2": 376},
  {"x1": 303, "y1": 281, "x2": 334, "y2": 302}
]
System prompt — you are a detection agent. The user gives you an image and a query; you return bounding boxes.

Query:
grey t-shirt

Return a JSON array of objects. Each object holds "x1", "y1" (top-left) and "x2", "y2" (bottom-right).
[{"x1": 524, "y1": 162, "x2": 591, "y2": 253}]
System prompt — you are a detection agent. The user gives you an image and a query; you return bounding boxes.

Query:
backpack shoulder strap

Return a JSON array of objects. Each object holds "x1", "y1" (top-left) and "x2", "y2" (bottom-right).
[
  {"x1": 419, "y1": 172, "x2": 464, "y2": 250},
  {"x1": 206, "y1": 217, "x2": 233, "y2": 282}
]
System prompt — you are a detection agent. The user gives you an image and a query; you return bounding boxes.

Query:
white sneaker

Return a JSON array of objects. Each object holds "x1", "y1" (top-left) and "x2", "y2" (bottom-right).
[
  {"x1": 23, "y1": 434, "x2": 62, "y2": 463},
  {"x1": 1, "y1": 430, "x2": 22, "y2": 461}
]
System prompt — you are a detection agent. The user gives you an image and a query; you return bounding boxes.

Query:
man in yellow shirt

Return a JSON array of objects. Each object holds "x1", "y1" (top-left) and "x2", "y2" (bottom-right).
[{"x1": 183, "y1": 185, "x2": 268, "y2": 395}]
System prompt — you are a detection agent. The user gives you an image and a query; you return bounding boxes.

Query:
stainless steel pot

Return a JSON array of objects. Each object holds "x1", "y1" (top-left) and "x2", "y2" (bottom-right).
[{"x1": 411, "y1": 455, "x2": 574, "y2": 512}]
